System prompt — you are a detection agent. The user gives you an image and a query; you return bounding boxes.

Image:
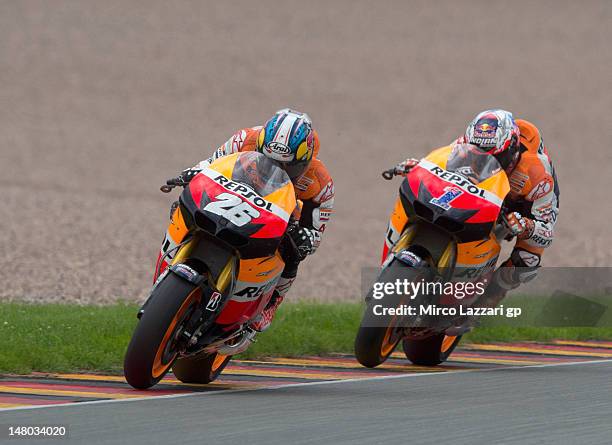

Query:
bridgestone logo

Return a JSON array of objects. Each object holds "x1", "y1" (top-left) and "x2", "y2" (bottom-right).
[{"x1": 429, "y1": 166, "x2": 486, "y2": 198}]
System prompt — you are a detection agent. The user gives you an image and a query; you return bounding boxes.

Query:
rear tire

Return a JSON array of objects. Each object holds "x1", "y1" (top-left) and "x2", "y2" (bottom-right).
[
  {"x1": 172, "y1": 351, "x2": 232, "y2": 384},
  {"x1": 402, "y1": 334, "x2": 462, "y2": 366},
  {"x1": 124, "y1": 273, "x2": 201, "y2": 389}
]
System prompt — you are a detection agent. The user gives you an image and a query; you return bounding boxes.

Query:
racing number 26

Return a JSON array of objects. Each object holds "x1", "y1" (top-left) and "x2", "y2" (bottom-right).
[{"x1": 203, "y1": 193, "x2": 260, "y2": 227}]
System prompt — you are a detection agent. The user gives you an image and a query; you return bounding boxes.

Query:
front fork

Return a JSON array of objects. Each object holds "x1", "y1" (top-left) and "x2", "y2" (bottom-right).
[
  {"x1": 139, "y1": 234, "x2": 236, "y2": 348},
  {"x1": 154, "y1": 204, "x2": 190, "y2": 282}
]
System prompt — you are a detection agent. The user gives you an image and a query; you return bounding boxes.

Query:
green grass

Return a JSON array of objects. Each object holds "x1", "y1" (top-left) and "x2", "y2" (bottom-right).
[
  {"x1": 464, "y1": 327, "x2": 612, "y2": 343},
  {"x1": 0, "y1": 303, "x2": 139, "y2": 374},
  {"x1": 1, "y1": 301, "x2": 611, "y2": 375},
  {"x1": 238, "y1": 301, "x2": 361, "y2": 359}
]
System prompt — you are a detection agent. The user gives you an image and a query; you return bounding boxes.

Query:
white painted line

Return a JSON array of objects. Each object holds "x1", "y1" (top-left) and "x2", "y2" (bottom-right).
[
  {"x1": 258, "y1": 358, "x2": 612, "y2": 390},
  {"x1": 1, "y1": 358, "x2": 610, "y2": 413},
  {"x1": 0, "y1": 386, "x2": 259, "y2": 413}
]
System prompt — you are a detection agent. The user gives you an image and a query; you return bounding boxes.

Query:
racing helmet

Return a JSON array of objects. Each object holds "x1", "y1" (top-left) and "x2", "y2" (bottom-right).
[
  {"x1": 464, "y1": 109, "x2": 521, "y2": 171},
  {"x1": 256, "y1": 108, "x2": 315, "y2": 180}
]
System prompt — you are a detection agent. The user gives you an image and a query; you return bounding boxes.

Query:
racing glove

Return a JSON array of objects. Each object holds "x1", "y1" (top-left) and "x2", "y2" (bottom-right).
[
  {"x1": 288, "y1": 225, "x2": 320, "y2": 261},
  {"x1": 175, "y1": 158, "x2": 217, "y2": 184},
  {"x1": 502, "y1": 212, "x2": 535, "y2": 240},
  {"x1": 396, "y1": 158, "x2": 420, "y2": 174},
  {"x1": 178, "y1": 168, "x2": 202, "y2": 184},
  {"x1": 163, "y1": 168, "x2": 201, "y2": 190}
]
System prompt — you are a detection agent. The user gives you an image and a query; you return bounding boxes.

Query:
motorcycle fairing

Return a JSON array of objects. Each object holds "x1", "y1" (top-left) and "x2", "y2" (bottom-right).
[
  {"x1": 399, "y1": 145, "x2": 509, "y2": 243},
  {"x1": 179, "y1": 153, "x2": 296, "y2": 259},
  {"x1": 425, "y1": 145, "x2": 509, "y2": 201},
  {"x1": 154, "y1": 151, "x2": 297, "y2": 334},
  {"x1": 383, "y1": 144, "x2": 510, "y2": 286},
  {"x1": 154, "y1": 205, "x2": 190, "y2": 282},
  {"x1": 215, "y1": 252, "x2": 285, "y2": 325}
]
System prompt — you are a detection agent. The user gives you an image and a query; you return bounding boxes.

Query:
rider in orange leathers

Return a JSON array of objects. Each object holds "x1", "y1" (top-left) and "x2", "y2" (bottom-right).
[
  {"x1": 170, "y1": 109, "x2": 334, "y2": 331},
  {"x1": 390, "y1": 109, "x2": 559, "y2": 326}
]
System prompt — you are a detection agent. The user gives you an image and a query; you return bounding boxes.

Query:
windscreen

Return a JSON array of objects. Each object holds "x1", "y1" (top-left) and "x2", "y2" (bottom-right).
[
  {"x1": 445, "y1": 143, "x2": 503, "y2": 185},
  {"x1": 230, "y1": 151, "x2": 291, "y2": 197}
]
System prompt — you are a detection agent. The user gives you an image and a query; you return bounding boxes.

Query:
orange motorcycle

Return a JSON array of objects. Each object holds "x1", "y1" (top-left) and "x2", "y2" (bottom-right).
[
  {"x1": 124, "y1": 151, "x2": 298, "y2": 389},
  {"x1": 355, "y1": 143, "x2": 511, "y2": 367}
]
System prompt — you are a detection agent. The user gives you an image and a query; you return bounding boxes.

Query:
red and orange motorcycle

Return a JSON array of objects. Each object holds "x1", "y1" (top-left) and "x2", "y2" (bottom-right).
[
  {"x1": 124, "y1": 151, "x2": 299, "y2": 389},
  {"x1": 355, "y1": 143, "x2": 511, "y2": 368}
]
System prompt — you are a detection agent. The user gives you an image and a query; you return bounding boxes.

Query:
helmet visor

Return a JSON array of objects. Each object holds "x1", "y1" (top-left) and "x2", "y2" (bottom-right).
[{"x1": 282, "y1": 161, "x2": 310, "y2": 180}]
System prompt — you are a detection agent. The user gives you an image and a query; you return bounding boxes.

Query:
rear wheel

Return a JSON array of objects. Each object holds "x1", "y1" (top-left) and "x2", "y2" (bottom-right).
[
  {"x1": 124, "y1": 273, "x2": 201, "y2": 389},
  {"x1": 172, "y1": 351, "x2": 232, "y2": 384},
  {"x1": 402, "y1": 334, "x2": 462, "y2": 366}
]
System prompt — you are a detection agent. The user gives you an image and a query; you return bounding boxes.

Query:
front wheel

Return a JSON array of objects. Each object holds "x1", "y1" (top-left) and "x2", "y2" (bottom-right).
[
  {"x1": 355, "y1": 323, "x2": 404, "y2": 368},
  {"x1": 124, "y1": 273, "x2": 201, "y2": 389},
  {"x1": 355, "y1": 260, "x2": 432, "y2": 368},
  {"x1": 402, "y1": 334, "x2": 462, "y2": 366},
  {"x1": 172, "y1": 351, "x2": 232, "y2": 384}
]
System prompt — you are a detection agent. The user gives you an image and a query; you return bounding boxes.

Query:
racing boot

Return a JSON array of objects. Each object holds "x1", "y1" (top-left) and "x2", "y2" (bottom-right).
[
  {"x1": 445, "y1": 263, "x2": 514, "y2": 336},
  {"x1": 250, "y1": 277, "x2": 295, "y2": 332}
]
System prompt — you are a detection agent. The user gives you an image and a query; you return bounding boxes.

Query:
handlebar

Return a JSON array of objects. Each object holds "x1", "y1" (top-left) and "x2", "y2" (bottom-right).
[
  {"x1": 382, "y1": 167, "x2": 405, "y2": 180},
  {"x1": 382, "y1": 168, "x2": 396, "y2": 180},
  {"x1": 160, "y1": 176, "x2": 188, "y2": 193}
]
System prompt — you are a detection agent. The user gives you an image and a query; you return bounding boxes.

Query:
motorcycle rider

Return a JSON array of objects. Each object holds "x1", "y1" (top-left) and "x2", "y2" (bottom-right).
[
  {"x1": 390, "y1": 109, "x2": 559, "y2": 321},
  {"x1": 169, "y1": 108, "x2": 334, "y2": 331}
]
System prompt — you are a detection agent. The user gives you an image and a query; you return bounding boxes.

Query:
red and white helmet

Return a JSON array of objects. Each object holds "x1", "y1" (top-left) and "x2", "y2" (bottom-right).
[{"x1": 464, "y1": 109, "x2": 521, "y2": 171}]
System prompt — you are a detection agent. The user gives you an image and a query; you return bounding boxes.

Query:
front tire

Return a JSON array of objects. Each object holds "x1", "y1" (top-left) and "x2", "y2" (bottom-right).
[
  {"x1": 354, "y1": 260, "x2": 430, "y2": 368},
  {"x1": 172, "y1": 351, "x2": 232, "y2": 384},
  {"x1": 124, "y1": 273, "x2": 201, "y2": 389},
  {"x1": 355, "y1": 322, "x2": 403, "y2": 368},
  {"x1": 402, "y1": 334, "x2": 462, "y2": 366}
]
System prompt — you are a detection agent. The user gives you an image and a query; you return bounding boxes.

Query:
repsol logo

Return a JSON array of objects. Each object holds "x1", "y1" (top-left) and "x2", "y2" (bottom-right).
[
  {"x1": 213, "y1": 175, "x2": 273, "y2": 211},
  {"x1": 429, "y1": 166, "x2": 486, "y2": 198}
]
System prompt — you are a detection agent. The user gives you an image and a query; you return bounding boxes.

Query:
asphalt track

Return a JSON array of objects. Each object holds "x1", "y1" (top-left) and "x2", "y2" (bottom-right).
[{"x1": 1, "y1": 341, "x2": 611, "y2": 444}]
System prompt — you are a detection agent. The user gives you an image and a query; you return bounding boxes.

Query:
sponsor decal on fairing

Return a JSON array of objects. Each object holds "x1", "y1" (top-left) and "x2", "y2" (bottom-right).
[
  {"x1": 429, "y1": 186, "x2": 464, "y2": 210},
  {"x1": 199, "y1": 167, "x2": 291, "y2": 222},
  {"x1": 205, "y1": 292, "x2": 222, "y2": 311},
  {"x1": 395, "y1": 250, "x2": 422, "y2": 267},
  {"x1": 418, "y1": 159, "x2": 503, "y2": 206}
]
